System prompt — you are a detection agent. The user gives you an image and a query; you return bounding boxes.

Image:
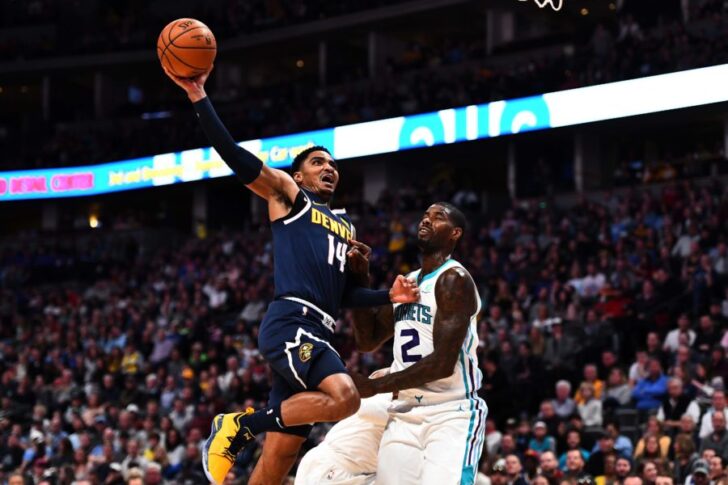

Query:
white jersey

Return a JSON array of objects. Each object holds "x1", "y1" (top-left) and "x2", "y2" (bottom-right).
[
  {"x1": 391, "y1": 258, "x2": 482, "y2": 406},
  {"x1": 295, "y1": 394, "x2": 390, "y2": 485}
]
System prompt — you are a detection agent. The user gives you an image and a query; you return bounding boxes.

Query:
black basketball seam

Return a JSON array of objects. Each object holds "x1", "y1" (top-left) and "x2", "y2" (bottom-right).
[
  {"x1": 169, "y1": 45, "x2": 217, "y2": 50},
  {"x1": 164, "y1": 43, "x2": 207, "y2": 71},
  {"x1": 158, "y1": 48, "x2": 181, "y2": 77},
  {"x1": 159, "y1": 28, "x2": 173, "y2": 63}
]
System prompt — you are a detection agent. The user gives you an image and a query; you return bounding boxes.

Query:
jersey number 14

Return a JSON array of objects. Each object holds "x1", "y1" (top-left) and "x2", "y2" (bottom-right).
[{"x1": 327, "y1": 235, "x2": 347, "y2": 273}]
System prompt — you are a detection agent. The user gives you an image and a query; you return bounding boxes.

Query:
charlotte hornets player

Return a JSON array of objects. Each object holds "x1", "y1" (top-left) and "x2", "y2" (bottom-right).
[
  {"x1": 162, "y1": 66, "x2": 419, "y2": 485},
  {"x1": 350, "y1": 202, "x2": 487, "y2": 485}
]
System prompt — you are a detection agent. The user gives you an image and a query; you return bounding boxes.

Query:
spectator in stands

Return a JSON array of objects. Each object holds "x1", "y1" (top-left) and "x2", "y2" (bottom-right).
[
  {"x1": 699, "y1": 410, "x2": 728, "y2": 458},
  {"x1": 635, "y1": 417, "x2": 671, "y2": 459},
  {"x1": 578, "y1": 383, "x2": 604, "y2": 428},
  {"x1": 603, "y1": 421, "x2": 634, "y2": 459},
  {"x1": 576, "y1": 365, "x2": 605, "y2": 405},
  {"x1": 553, "y1": 381, "x2": 578, "y2": 419},
  {"x1": 538, "y1": 400, "x2": 561, "y2": 437},
  {"x1": 640, "y1": 460, "x2": 659, "y2": 485},
  {"x1": 635, "y1": 434, "x2": 668, "y2": 471},
  {"x1": 595, "y1": 452, "x2": 618, "y2": 485},
  {"x1": 486, "y1": 418, "x2": 503, "y2": 458},
  {"x1": 544, "y1": 322, "x2": 581, "y2": 381},
  {"x1": 672, "y1": 433, "x2": 700, "y2": 485},
  {"x1": 604, "y1": 368, "x2": 632, "y2": 410},
  {"x1": 685, "y1": 459, "x2": 710, "y2": 485},
  {"x1": 506, "y1": 454, "x2": 528, "y2": 485},
  {"x1": 694, "y1": 316, "x2": 721, "y2": 355},
  {"x1": 588, "y1": 432, "x2": 619, "y2": 477},
  {"x1": 565, "y1": 449, "x2": 589, "y2": 480},
  {"x1": 490, "y1": 460, "x2": 508, "y2": 485},
  {"x1": 560, "y1": 430, "x2": 591, "y2": 471},
  {"x1": 709, "y1": 456, "x2": 726, "y2": 485},
  {"x1": 632, "y1": 359, "x2": 668, "y2": 411},
  {"x1": 629, "y1": 351, "x2": 650, "y2": 387},
  {"x1": 656, "y1": 377, "x2": 701, "y2": 435},
  {"x1": 614, "y1": 457, "x2": 632, "y2": 485},
  {"x1": 529, "y1": 421, "x2": 556, "y2": 455},
  {"x1": 663, "y1": 314, "x2": 697, "y2": 353},
  {"x1": 699, "y1": 391, "x2": 728, "y2": 439},
  {"x1": 539, "y1": 451, "x2": 563, "y2": 485}
]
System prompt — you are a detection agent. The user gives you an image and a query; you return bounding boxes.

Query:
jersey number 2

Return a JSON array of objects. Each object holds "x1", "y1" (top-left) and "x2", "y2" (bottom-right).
[
  {"x1": 327, "y1": 235, "x2": 346, "y2": 273},
  {"x1": 400, "y1": 328, "x2": 422, "y2": 363}
]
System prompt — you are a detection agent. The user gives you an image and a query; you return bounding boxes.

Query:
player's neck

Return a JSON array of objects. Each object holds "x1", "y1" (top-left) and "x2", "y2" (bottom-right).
[
  {"x1": 420, "y1": 251, "x2": 449, "y2": 276},
  {"x1": 300, "y1": 184, "x2": 331, "y2": 204}
]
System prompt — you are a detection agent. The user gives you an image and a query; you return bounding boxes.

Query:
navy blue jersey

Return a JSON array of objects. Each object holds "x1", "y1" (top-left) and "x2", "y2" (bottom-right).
[{"x1": 271, "y1": 188, "x2": 353, "y2": 316}]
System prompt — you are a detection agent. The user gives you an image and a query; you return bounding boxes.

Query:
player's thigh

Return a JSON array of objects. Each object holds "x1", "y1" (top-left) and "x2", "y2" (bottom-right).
[
  {"x1": 295, "y1": 444, "x2": 373, "y2": 485},
  {"x1": 421, "y1": 400, "x2": 488, "y2": 485},
  {"x1": 249, "y1": 431, "x2": 306, "y2": 485},
  {"x1": 259, "y1": 315, "x2": 347, "y2": 395},
  {"x1": 376, "y1": 418, "x2": 422, "y2": 485}
]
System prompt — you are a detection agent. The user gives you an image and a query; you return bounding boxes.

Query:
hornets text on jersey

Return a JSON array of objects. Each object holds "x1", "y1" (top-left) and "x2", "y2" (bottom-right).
[
  {"x1": 390, "y1": 258, "x2": 482, "y2": 405},
  {"x1": 271, "y1": 187, "x2": 353, "y2": 317}
]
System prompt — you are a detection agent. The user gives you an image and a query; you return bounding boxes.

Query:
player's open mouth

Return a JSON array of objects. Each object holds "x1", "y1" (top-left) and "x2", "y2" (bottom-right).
[
  {"x1": 418, "y1": 227, "x2": 432, "y2": 235},
  {"x1": 321, "y1": 174, "x2": 335, "y2": 186}
]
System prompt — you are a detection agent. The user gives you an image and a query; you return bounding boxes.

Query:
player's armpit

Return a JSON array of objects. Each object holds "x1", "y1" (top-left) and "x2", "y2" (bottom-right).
[
  {"x1": 247, "y1": 164, "x2": 300, "y2": 207},
  {"x1": 366, "y1": 267, "x2": 476, "y2": 394}
]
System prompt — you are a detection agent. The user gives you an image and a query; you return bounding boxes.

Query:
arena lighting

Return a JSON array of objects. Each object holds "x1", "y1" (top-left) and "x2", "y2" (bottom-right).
[{"x1": 1, "y1": 63, "x2": 728, "y2": 201}]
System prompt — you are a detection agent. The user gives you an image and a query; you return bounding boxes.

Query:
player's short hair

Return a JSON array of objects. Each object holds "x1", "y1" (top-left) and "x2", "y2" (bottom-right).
[
  {"x1": 434, "y1": 202, "x2": 467, "y2": 233},
  {"x1": 291, "y1": 145, "x2": 332, "y2": 173}
]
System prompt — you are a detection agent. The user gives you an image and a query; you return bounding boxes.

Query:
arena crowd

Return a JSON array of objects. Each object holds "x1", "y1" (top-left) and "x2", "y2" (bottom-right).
[{"x1": 0, "y1": 177, "x2": 726, "y2": 484}]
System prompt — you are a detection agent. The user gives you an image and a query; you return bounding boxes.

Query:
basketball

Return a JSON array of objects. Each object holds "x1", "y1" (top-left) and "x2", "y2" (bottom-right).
[{"x1": 157, "y1": 18, "x2": 216, "y2": 78}]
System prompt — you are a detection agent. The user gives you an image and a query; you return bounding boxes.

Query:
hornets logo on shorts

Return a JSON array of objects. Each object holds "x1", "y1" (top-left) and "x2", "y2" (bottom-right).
[{"x1": 299, "y1": 343, "x2": 314, "y2": 362}]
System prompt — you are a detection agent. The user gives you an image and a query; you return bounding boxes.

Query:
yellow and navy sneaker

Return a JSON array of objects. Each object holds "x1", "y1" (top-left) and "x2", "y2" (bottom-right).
[{"x1": 202, "y1": 408, "x2": 255, "y2": 484}]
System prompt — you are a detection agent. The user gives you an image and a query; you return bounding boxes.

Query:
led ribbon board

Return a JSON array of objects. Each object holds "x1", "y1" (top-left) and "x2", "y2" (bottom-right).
[{"x1": 2, "y1": 63, "x2": 728, "y2": 201}]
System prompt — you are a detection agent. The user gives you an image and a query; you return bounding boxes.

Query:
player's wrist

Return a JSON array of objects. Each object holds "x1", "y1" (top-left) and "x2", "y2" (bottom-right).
[{"x1": 188, "y1": 89, "x2": 207, "y2": 103}]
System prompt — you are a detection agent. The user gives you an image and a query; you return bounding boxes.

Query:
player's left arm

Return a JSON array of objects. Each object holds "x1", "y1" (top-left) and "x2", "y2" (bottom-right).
[
  {"x1": 341, "y1": 239, "x2": 419, "y2": 308},
  {"x1": 353, "y1": 267, "x2": 476, "y2": 397}
]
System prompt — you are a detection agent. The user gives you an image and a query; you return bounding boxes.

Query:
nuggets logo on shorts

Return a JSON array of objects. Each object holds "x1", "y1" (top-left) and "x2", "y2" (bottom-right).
[{"x1": 299, "y1": 343, "x2": 314, "y2": 362}]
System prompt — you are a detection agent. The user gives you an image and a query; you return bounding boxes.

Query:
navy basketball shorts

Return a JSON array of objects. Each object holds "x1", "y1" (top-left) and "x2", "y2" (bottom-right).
[{"x1": 257, "y1": 299, "x2": 347, "y2": 438}]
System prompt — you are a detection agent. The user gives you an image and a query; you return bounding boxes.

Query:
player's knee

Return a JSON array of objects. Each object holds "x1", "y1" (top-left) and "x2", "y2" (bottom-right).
[{"x1": 330, "y1": 381, "x2": 360, "y2": 419}]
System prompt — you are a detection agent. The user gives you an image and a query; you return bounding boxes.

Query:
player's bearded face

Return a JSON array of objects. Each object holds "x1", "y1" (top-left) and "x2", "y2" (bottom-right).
[
  {"x1": 416, "y1": 205, "x2": 454, "y2": 252},
  {"x1": 295, "y1": 151, "x2": 339, "y2": 198}
]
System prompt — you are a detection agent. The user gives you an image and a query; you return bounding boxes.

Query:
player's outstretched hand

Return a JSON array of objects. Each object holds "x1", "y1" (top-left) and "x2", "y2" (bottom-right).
[
  {"x1": 350, "y1": 370, "x2": 377, "y2": 399},
  {"x1": 346, "y1": 239, "x2": 372, "y2": 279},
  {"x1": 389, "y1": 274, "x2": 419, "y2": 303},
  {"x1": 162, "y1": 64, "x2": 213, "y2": 103}
]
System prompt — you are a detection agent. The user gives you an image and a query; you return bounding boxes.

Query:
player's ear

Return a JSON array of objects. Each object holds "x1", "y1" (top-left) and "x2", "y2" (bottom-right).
[
  {"x1": 292, "y1": 170, "x2": 303, "y2": 184},
  {"x1": 451, "y1": 227, "x2": 463, "y2": 242}
]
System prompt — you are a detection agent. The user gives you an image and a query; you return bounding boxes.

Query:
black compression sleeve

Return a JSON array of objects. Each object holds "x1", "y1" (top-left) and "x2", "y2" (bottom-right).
[
  {"x1": 193, "y1": 97, "x2": 263, "y2": 184},
  {"x1": 342, "y1": 287, "x2": 391, "y2": 308}
]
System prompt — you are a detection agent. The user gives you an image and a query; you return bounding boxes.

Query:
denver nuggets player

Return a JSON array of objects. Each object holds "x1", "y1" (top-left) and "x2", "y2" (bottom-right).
[
  {"x1": 162, "y1": 66, "x2": 419, "y2": 485},
  {"x1": 349, "y1": 202, "x2": 487, "y2": 485}
]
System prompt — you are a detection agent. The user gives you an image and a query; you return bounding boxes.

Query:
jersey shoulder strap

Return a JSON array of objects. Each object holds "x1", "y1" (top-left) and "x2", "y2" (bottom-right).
[{"x1": 277, "y1": 189, "x2": 311, "y2": 225}]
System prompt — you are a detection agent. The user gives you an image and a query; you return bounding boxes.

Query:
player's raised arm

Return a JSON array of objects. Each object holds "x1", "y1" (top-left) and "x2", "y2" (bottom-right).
[
  {"x1": 352, "y1": 267, "x2": 476, "y2": 397},
  {"x1": 162, "y1": 66, "x2": 299, "y2": 207}
]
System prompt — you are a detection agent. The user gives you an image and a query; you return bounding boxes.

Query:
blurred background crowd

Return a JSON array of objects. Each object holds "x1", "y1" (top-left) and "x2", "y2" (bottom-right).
[
  {"x1": 2, "y1": 0, "x2": 728, "y2": 484},
  {"x1": 0, "y1": 176, "x2": 727, "y2": 484}
]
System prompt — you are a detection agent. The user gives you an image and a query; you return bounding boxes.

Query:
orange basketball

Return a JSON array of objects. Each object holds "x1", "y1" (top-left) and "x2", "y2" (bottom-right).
[{"x1": 157, "y1": 18, "x2": 217, "y2": 78}]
